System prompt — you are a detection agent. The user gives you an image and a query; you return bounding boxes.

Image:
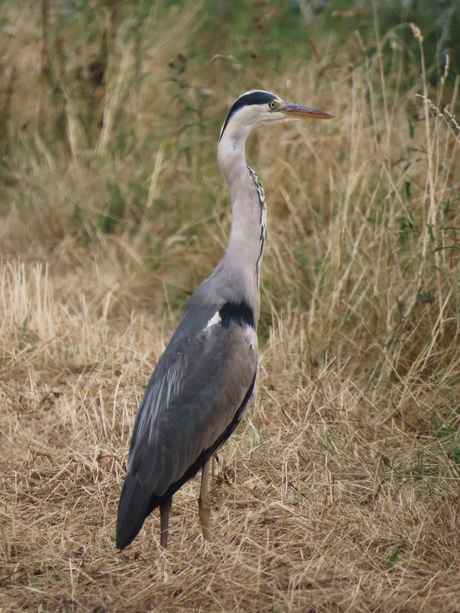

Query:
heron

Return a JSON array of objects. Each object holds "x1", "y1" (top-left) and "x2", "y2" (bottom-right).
[{"x1": 116, "y1": 90, "x2": 333, "y2": 550}]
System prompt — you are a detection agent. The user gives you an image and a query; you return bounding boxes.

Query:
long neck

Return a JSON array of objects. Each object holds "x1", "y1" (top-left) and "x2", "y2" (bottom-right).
[{"x1": 214, "y1": 128, "x2": 267, "y2": 322}]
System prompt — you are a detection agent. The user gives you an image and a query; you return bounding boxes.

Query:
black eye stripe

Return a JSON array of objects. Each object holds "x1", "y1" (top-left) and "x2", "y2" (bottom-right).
[{"x1": 219, "y1": 91, "x2": 277, "y2": 140}]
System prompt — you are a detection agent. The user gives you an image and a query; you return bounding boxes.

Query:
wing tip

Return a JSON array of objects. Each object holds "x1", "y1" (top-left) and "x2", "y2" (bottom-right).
[
  {"x1": 116, "y1": 473, "x2": 166, "y2": 550},
  {"x1": 116, "y1": 477, "x2": 148, "y2": 550},
  {"x1": 116, "y1": 509, "x2": 143, "y2": 551}
]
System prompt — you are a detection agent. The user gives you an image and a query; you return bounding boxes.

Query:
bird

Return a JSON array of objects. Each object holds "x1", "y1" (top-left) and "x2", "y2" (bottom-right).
[{"x1": 116, "y1": 90, "x2": 334, "y2": 550}]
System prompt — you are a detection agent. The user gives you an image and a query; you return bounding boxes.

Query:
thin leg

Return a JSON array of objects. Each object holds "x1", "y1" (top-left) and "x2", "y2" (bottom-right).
[
  {"x1": 198, "y1": 458, "x2": 212, "y2": 542},
  {"x1": 159, "y1": 496, "x2": 173, "y2": 548}
]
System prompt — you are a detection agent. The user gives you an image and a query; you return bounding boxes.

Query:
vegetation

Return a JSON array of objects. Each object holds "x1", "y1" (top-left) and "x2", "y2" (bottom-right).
[{"x1": 1, "y1": 0, "x2": 459, "y2": 610}]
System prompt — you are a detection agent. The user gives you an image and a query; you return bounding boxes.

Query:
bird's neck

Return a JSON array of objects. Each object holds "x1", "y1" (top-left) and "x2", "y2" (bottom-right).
[{"x1": 215, "y1": 133, "x2": 267, "y2": 322}]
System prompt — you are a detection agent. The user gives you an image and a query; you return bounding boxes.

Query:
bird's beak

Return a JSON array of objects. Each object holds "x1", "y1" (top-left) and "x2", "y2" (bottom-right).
[{"x1": 280, "y1": 101, "x2": 334, "y2": 120}]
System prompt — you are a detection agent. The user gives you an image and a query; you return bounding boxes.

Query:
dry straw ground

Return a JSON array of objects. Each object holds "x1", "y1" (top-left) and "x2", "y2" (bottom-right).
[{"x1": 1, "y1": 2, "x2": 460, "y2": 611}]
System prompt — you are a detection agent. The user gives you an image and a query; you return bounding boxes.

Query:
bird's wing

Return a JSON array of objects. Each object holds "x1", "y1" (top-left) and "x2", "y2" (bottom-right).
[{"x1": 124, "y1": 306, "x2": 257, "y2": 498}]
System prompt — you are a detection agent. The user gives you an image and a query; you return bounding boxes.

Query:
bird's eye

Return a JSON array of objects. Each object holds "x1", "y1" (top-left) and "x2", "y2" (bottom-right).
[{"x1": 268, "y1": 100, "x2": 277, "y2": 110}]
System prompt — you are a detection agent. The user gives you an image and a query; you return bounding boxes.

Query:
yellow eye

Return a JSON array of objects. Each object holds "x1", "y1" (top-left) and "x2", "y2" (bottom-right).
[{"x1": 268, "y1": 100, "x2": 277, "y2": 110}]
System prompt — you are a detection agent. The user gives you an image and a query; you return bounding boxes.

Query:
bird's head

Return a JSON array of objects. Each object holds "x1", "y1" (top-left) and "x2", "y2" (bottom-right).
[{"x1": 219, "y1": 90, "x2": 334, "y2": 143}]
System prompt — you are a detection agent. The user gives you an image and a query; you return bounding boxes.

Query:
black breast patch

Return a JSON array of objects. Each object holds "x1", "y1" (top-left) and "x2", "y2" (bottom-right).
[{"x1": 219, "y1": 301, "x2": 255, "y2": 329}]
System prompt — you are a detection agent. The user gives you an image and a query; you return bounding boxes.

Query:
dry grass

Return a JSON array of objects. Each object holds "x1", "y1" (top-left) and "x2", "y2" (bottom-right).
[{"x1": 1, "y1": 1, "x2": 460, "y2": 611}]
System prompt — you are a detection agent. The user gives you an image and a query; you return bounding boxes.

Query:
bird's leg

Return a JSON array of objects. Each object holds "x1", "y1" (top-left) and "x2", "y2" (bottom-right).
[
  {"x1": 198, "y1": 458, "x2": 212, "y2": 542},
  {"x1": 159, "y1": 496, "x2": 173, "y2": 548}
]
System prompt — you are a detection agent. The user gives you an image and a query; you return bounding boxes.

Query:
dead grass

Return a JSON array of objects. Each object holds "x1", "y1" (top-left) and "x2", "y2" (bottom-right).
[
  {"x1": 1, "y1": 252, "x2": 460, "y2": 612},
  {"x1": 1, "y1": 1, "x2": 460, "y2": 611}
]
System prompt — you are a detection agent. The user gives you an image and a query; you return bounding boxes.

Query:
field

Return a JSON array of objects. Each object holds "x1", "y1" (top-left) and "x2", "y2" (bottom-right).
[{"x1": 1, "y1": 1, "x2": 460, "y2": 611}]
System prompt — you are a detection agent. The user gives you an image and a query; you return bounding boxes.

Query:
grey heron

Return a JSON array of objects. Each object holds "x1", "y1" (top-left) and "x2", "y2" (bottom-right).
[{"x1": 116, "y1": 90, "x2": 333, "y2": 550}]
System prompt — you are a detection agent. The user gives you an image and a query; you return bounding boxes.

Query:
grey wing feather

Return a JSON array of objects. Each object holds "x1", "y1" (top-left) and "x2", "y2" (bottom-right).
[
  {"x1": 116, "y1": 300, "x2": 257, "y2": 548},
  {"x1": 128, "y1": 312, "x2": 257, "y2": 494}
]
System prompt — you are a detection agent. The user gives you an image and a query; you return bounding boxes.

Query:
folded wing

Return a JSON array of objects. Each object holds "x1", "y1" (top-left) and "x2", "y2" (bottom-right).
[{"x1": 116, "y1": 306, "x2": 257, "y2": 549}]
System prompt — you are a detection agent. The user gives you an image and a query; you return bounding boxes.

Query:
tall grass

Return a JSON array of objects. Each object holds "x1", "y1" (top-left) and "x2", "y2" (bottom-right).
[{"x1": 1, "y1": 1, "x2": 460, "y2": 611}]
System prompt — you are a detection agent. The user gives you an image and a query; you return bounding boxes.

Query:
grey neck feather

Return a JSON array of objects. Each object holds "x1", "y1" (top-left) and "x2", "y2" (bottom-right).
[{"x1": 210, "y1": 119, "x2": 267, "y2": 323}]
